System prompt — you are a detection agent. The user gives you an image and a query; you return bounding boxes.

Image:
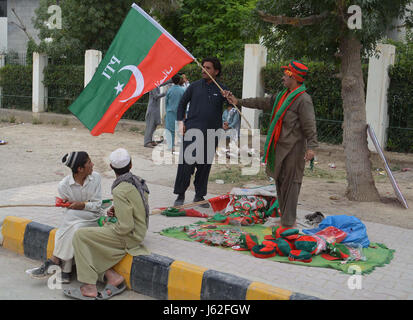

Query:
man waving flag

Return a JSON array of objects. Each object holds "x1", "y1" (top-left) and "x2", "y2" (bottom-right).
[{"x1": 69, "y1": 3, "x2": 195, "y2": 136}]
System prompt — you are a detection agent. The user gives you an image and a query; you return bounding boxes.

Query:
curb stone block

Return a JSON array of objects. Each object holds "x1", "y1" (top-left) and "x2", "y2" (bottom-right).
[
  {"x1": 23, "y1": 221, "x2": 54, "y2": 260},
  {"x1": 1, "y1": 216, "x2": 31, "y2": 255},
  {"x1": 168, "y1": 260, "x2": 207, "y2": 300},
  {"x1": 130, "y1": 253, "x2": 174, "y2": 300},
  {"x1": 201, "y1": 270, "x2": 251, "y2": 300}
]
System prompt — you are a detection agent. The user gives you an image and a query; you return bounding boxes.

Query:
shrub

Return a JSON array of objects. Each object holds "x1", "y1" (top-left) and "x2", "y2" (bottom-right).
[{"x1": 0, "y1": 65, "x2": 32, "y2": 110}]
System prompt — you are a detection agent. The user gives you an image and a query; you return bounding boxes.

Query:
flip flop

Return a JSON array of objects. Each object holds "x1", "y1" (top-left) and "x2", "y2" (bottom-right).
[
  {"x1": 96, "y1": 281, "x2": 126, "y2": 300},
  {"x1": 63, "y1": 287, "x2": 99, "y2": 300}
]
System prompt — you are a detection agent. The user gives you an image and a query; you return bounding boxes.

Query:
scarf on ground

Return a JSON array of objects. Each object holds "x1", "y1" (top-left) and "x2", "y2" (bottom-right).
[
  {"x1": 262, "y1": 84, "x2": 307, "y2": 172},
  {"x1": 111, "y1": 172, "x2": 150, "y2": 228}
]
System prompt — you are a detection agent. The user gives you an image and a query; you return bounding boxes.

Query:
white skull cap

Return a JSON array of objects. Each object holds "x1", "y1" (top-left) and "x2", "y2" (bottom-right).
[{"x1": 110, "y1": 148, "x2": 131, "y2": 169}]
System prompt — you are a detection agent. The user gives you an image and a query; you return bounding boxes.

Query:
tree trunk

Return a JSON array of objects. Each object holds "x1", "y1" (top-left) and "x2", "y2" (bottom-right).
[{"x1": 339, "y1": 36, "x2": 380, "y2": 201}]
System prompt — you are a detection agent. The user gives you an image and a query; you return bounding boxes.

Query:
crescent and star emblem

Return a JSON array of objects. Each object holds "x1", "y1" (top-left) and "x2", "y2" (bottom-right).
[{"x1": 113, "y1": 65, "x2": 145, "y2": 103}]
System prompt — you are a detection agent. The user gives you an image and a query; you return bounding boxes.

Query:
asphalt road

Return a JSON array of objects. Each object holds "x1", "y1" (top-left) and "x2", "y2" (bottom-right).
[{"x1": 0, "y1": 247, "x2": 155, "y2": 300}]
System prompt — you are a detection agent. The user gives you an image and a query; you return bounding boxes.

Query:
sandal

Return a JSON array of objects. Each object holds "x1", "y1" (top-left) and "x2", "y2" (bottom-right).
[
  {"x1": 63, "y1": 287, "x2": 99, "y2": 300},
  {"x1": 96, "y1": 281, "x2": 126, "y2": 300}
]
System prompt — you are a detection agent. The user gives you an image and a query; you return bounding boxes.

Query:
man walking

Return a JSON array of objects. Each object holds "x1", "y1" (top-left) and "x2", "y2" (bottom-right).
[
  {"x1": 224, "y1": 60, "x2": 318, "y2": 227},
  {"x1": 173, "y1": 57, "x2": 229, "y2": 207}
]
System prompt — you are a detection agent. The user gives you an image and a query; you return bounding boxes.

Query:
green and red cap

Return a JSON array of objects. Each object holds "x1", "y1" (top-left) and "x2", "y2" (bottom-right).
[
  {"x1": 239, "y1": 233, "x2": 259, "y2": 250},
  {"x1": 288, "y1": 250, "x2": 313, "y2": 263},
  {"x1": 251, "y1": 244, "x2": 277, "y2": 259},
  {"x1": 295, "y1": 235, "x2": 318, "y2": 254},
  {"x1": 281, "y1": 60, "x2": 308, "y2": 83},
  {"x1": 272, "y1": 226, "x2": 299, "y2": 239},
  {"x1": 274, "y1": 238, "x2": 295, "y2": 256}
]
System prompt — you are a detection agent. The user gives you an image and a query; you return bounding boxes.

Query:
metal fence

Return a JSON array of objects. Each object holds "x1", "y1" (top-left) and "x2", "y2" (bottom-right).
[
  {"x1": 0, "y1": 53, "x2": 31, "y2": 110},
  {"x1": 4, "y1": 51, "x2": 27, "y2": 66},
  {"x1": 259, "y1": 112, "x2": 343, "y2": 145}
]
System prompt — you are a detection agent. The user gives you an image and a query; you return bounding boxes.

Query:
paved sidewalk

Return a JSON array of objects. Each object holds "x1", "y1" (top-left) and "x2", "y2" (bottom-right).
[{"x1": 1, "y1": 178, "x2": 412, "y2": 300}]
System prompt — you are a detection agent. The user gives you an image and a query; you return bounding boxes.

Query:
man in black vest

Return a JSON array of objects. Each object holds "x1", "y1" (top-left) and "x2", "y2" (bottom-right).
[{"x1": 173, "y1": 57, "x2": 229, "y2": 208}]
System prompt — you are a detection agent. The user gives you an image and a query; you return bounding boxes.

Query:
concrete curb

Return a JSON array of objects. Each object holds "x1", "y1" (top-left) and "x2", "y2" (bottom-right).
[{"x1": 1, "y1": 216, "x2": 321, "y2": 300}]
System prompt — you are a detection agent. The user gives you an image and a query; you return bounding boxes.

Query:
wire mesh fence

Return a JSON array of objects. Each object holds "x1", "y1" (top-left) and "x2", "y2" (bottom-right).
[
  {"x1": 3, "y1": 52, "x2": 27, "y2": 66},
  {"x1": 260, "y1": 111, "x2": 343, "y2": 145}
]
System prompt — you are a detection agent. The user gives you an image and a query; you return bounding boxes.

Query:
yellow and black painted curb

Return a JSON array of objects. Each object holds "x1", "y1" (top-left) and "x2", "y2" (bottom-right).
[{"x1": 1, "y1": 216, "x2": 321, "y2": 300}]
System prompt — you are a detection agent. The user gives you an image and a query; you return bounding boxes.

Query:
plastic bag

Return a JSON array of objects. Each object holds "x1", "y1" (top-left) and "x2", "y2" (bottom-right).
[
  {"x1": 344, "y1": 242, "x2": 366, "y2": 262},
  {"x1": 312, "y1": 234, "x2": 327, "y2": 255},
  {"x1": 315, "y1": 226, "x2": 347, "y2": 244},
  {"x1": 303, "y1": 215, "x2": 370, "y2": 248}
]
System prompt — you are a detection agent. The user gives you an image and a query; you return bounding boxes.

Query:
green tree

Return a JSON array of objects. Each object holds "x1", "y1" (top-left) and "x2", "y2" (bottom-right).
[
  {"x1": 178, "y1": 0, "x2": 259, "y2": 60},
  {"x1": 251, "y1": 0, "x2": 412, "y2": 202},
  {"x1": 32, "y1": 0, "x2": 181, "y2": 63}
]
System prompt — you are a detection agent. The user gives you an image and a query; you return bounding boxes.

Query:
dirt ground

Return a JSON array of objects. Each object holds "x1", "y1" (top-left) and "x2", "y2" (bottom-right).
[{"x1": 1, "y1": 120, "x2": 413, "y2": 229}]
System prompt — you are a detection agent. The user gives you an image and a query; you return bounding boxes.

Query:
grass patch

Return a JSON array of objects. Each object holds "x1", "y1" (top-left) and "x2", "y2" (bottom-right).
[
  {"x1": 129, "y1": 126, "x2": 144, "y2": 135},
  {"x1": 209, "y1": 164, "x2": 268, "y2": 184},
  {"x1": 304, "y1": 166, "x2": 346, "y2": 180},
  {"x1": 32, "y1": 118, "x2": 43, "y2": 125},
  {"x1": 61, "y1": 119, "x2": 69, "y2": 126},
  {"x1": 0, "y1": 116, "x2": 16, "y2": 123}
]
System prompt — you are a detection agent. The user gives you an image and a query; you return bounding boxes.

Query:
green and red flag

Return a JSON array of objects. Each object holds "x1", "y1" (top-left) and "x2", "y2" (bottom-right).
[{"x1": 69, "y1": 3, "x2": 195, "y2": 136}]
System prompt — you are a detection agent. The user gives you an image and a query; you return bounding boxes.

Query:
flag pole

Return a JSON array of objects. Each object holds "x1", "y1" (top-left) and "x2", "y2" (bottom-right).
[{"x1": 194, "y1": 58, "x2": 252, "y2": 129}]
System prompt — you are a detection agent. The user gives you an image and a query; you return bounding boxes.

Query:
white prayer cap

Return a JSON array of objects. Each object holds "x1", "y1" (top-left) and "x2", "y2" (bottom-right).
[{"x1": 110, "y1": 148, "x2": 131, "y2": 169}]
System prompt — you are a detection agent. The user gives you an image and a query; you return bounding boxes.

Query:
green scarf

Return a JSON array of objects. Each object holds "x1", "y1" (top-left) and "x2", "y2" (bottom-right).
[{"x1": 262, "y1": 84, "x2": 307, "y2": 172}]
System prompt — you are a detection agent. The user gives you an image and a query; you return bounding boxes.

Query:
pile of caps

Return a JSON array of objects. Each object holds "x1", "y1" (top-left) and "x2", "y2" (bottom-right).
[
  {"x1": 233, "y1": 226, "x2": 316, "y2": 262},
  {"x1": 233, "y1": 226, "x2": 358, "y2": 263}
]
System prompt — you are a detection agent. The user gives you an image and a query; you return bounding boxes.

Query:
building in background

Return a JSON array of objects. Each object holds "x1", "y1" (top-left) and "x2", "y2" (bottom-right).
[
  {"x1": 0, "y1": 0, "x2": 7, "y2": 52},
  {"x1": 0, "y1": 0, "x2": 40, "y2": 63}
]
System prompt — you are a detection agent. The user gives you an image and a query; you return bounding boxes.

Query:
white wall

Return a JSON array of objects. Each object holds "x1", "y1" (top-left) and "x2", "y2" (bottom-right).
[
  {"x1": 7, "y1": 0, "x2": 40, "y2": 54},
  {"x1": 0, "y1": 17, "x2": 7, "y2": 52}
]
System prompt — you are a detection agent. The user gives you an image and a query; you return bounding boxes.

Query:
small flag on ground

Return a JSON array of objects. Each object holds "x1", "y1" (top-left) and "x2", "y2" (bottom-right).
[
  {"x1": 208, "y1": 194, "x2": 231, "y2": 212},
  {"x1": 69, "y1": 3, "x2": 194, "y2": 136}
]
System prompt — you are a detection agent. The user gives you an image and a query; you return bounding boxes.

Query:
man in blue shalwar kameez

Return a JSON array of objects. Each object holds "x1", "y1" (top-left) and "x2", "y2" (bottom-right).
[{"x1": 165, "y1": 74, "x2": 185, "y2": 151}]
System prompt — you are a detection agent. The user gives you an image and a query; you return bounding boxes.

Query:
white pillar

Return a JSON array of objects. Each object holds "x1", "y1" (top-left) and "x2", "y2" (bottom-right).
[
  {"x1": 0, "y1": 54, "x2": 4, "y2": 108},
  {"x1": 32, "y1": 52, "x2": 48, "y2": 113},
  {"x1": 0, "y1": 18, "x2": 7, "y2": 52},
  {"x1": 84, "y1": 49, "x2": 102, "y2": 87},
  {"x1": 365, "y1": 43, "x2": 396, "y2": 151},
  {"x1": 241, "y1": 44, "x2": 267, "y2": 129}
]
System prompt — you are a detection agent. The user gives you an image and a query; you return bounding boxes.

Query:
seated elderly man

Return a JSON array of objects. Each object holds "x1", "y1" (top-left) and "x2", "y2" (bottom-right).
[
  {"x1": 64, "y1": 148, "x2": 150, "y2": 300},
  {"x1": 29, "y1": 151, "x2": 102, "y2": 284}
]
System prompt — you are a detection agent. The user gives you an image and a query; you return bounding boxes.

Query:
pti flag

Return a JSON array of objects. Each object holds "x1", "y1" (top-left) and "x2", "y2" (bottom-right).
[{"x1": 69, "y1": 3, "x2": 194, "y2": 136}]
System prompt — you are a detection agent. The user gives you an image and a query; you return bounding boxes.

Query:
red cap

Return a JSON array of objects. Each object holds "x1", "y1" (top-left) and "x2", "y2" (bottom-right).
[{"x1": 281, "y1": 60, "x2": 308, "y2": 83}]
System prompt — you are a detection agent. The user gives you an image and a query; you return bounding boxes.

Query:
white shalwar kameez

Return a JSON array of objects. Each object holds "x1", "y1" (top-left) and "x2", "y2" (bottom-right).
[{"x1": 53, "y1": 171, "x2": 103, "y2": 272}]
